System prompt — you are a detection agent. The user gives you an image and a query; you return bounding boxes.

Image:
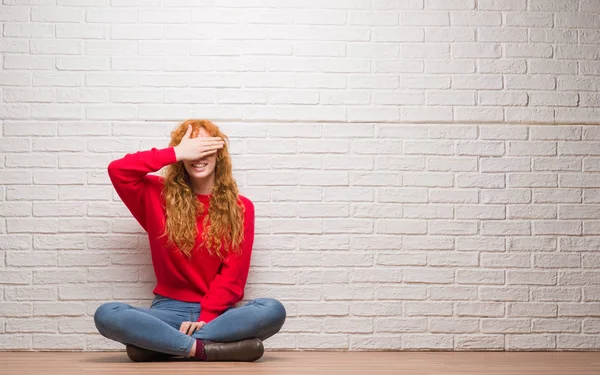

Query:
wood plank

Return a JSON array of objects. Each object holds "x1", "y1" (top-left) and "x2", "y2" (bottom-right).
[{"x1": 1, "y1": 352, "x2": 600, "y2": 375}]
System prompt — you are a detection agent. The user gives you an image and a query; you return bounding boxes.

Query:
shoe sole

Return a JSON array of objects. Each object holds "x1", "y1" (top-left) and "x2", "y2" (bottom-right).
[{"x1": 205, "y1": 338, "x2": 264, "y2": 362}]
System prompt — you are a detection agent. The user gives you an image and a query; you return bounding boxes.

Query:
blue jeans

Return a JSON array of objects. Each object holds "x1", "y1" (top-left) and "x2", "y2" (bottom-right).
[{"x1": 94, "y1": 294, "x2": 286, "y2": 357}]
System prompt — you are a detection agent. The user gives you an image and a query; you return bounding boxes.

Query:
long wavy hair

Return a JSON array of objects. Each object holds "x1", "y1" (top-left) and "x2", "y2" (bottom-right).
[{"x1": 159, "y1": 120, "x2": 244, "y2": 260}]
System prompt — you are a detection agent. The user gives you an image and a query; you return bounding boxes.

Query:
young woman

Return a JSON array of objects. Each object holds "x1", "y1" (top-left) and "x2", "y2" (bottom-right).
[{"x1": 94, "y1": 119, "x2": 286, "y2": 362}]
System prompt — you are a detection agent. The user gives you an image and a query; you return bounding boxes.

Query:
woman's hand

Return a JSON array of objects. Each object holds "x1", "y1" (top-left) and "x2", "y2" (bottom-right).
[
  {"x1": 174, "y1": 125, "x2": 224, "y2": 162},
  {"x1": 179, "y1": 320, "x2": 206, "y2": 336}
]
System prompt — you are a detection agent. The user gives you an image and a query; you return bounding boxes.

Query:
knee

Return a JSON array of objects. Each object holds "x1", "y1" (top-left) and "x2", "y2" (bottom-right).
[
  {"x1": 94, "y1": 302, "x2": 126, "y2": 333},
  {"x1": 258, "y1": 298, "x2": 286, "y2": 327}
]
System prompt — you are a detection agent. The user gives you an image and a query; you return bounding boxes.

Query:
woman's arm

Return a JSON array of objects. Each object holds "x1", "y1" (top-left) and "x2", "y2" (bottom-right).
[
  {"x1": 198, "y1": 199, "x2": 255, "y2": 323},
  {"x1": 107, "y1": 147, "x2": 177, "y2": 231}
]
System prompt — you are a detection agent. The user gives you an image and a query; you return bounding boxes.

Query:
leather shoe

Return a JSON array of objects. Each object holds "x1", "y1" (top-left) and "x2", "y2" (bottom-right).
[
  {"x1": 203, "y1": 338, "x2": 264, "y2": 362},
  {"x1": 126, "y1": 344, "x2": 172, "y2": 362}
]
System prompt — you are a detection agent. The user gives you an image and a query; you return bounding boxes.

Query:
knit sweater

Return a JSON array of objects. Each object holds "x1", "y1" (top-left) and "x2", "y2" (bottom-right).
[{"x1": 107, "y1": 146, "x2": 255, "y2": 323}]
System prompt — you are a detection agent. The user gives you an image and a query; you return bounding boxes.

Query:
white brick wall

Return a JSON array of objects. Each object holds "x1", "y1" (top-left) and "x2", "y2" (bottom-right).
[
  {"x1": 2, "y1": 0, "x2": 600, "y2": 352},
  {"x1": 1, "y1": 0, "x2": 600, "y2": 121},
  {"x1": 1, "y1": 123, "x2": 600, "y2": 351}
]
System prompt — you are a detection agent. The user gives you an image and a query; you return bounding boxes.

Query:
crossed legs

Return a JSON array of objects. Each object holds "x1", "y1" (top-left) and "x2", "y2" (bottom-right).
[{"x1": 94, "y1": 297, "x2": 286, "y2": 357}]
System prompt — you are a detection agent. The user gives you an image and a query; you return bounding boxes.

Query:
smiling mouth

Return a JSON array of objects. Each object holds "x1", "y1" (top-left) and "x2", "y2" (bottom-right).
[{"x1": 191, "y1": 163, "x2": 207, "y2": 169}]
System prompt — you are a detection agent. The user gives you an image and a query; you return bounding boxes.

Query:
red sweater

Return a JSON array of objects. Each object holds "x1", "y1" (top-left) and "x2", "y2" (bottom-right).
[{"x1": 107, "y1": 147, "x2": 255, "y2": 324}]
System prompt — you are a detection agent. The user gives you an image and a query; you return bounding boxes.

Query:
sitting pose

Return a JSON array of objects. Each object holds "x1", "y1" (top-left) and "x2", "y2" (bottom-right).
[{"x1": 94, "y1": 119, "x2": 286, "y2": 362}]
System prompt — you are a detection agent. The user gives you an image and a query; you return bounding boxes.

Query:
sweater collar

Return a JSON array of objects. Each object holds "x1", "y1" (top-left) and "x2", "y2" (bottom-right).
[{"x1": 197, "y1": 193, "x2": 211, "y2": 202}]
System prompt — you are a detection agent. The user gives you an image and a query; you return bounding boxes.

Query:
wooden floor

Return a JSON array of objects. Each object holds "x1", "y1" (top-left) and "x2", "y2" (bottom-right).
[{"x1": 1, "y1": 351, "x2": 600, "y2": 375}]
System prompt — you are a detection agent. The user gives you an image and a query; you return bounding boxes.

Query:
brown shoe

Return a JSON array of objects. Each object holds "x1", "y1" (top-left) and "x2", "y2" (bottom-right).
[
  {"x1": 126, "y1": 344, "x2": 172, "y2": 362},
  {"x1": 203, "y1": 338, "x2": 264, "y2": 362}
]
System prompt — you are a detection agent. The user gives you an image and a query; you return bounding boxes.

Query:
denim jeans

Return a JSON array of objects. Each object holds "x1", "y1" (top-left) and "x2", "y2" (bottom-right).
[{"x1": 94, "y1": 294, "x2": 287, "y2": 357}]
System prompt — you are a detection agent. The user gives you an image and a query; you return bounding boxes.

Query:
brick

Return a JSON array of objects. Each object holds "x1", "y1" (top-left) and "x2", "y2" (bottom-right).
[
  {"x1": 429, "y1": 220, "x2": 477, "y2": 235},
  {"x1": 0, "y1": 335, "x2": 31, "y2": 350},
  {"x1": 457, "y1": 173, "x2": 505, "y2": 188},
  {"x1": 455, "y1": 335, "x2": 504, "y2": 350},
  {"x1": 453, "y1": 43, "x2": 501, "y2": 58},
  {"x1": 404, "y1": 204, "x2": 453, "y2": 218},
  {"x1": 375, "y1": 317, "x2": 426, "y2": 332},
  {"x1": 376, "y1": 219, "x2": 427, "y2": 234},
  {"x1": 376, "y1": 253, "x2": 425, "y2": 266},
  {"x1": 559, "y1": 304, "x2": 600, "y2": 317},
  {"x1": 456, "y1": 302, "x2": 504, "y2": 317},
  {"x1": 457, "y1": 270, "x2": 504, "y2": 285},
  {"x1": 453, "y1": 75, "x2": 502, "y2": 89},
  {"x1": 456, "y1": 237, "x2": 505, "y2": 251},
  {"x1": 376, "y1": 286, "x2": 427, "y2": 301},
  {"x1": 402, "y1": 106, "x2": 453, "y2": 121},
  {"x1": 507, "y1": 270, "x2": 557, "y2": 286},
  {"x1": 508, "y1": 302, "x2": 557, "y2": 317},
  {"x1": 342, "y1": 204, "x2": 387, "y2": 220},
  {"x1": 530, "y1": 92, "x2": 578, "y2": 107},
  {"x1": 556, "y1": 109, "x2": 600, "y2": 123},
  {"x1": 451, "y1": 11, "x2": 500, "y2": 25},
  {"x1": 483, "y1": 155, "x2": 532, "y2": 171},
  {"x1": 430, "y1": 318, "x2": 479, "y2": 333},
  {"x1": 481, "y1": 253, "x2": 530, "y2": 268},
  {"x1": 507, "y1": 174, "x2": 557, "y2": 188},
  {"x1": 405, "y1": 302, "x2": 452, "y2": 316},
  {"x1": 557, "y1": 76, "x2": 600, "y2": 91},
  {"x1": 479, "y1": 28, "x2": 527, "y2": 42},
  {"x1": 403, "y1": 268, "x2": 454, "y2": 283},
  {"x1": 507, "y1": 335, "x2": 556, "y2": 350},
  {"x1": 555, "y1": 13, "x2": 600, "y2": 29},
  {"x1": 426, "y1": 27, "x2": 475, "y2": 41},
  {"x1": 5, "y1": 287, "x2": 57, "y2": 301},
  {"x1": 534, "y1": 188, "x2": 581, "y2": 203},
  {"x1": 529, "y1": 60, "x2": 577, "y2": 74},
  {"x1": 403, "y1": 334, "x2": 453, "y2": 349},
  {"x1": 509, "y1": 142, "x2": 557, "y2": 156},
  {"x1": 402, "y1": 236, "x2": 454, "y2": 250},
  {"x1": 400, "y1": 75, "x2": 451, "y2": 89},
  {"x1": 478, "y1": 0, "x2": 526, "y2": 10},
  {"x1": 404, "y1": 140, "x2": 453, "y2": 155},
  {"x1": 479, "y1": 91, "x2": 528, "y2": 106},
  {"x1": 533, "y1": 220, "x2": 582, "y2": 235},
  {"x1": 507, "y1": 204, "x2": 556, "y2": 219},
  {"x1": 297, "y1": 334, "x2": 348, "y2": 349},
  {"x1": 533, "y1": 158, "x2": 581, "y2": 172},
  {"x1": 400, "y1": 12, "x2": 449, "y2": 26},
  {"x1": 459, "y1": 140, "x2": 505, "y2": 155},
  {"x1": 455, "y1": 205, "x2": 506, "y2": 219},
  {"x1": 480, "y1": 287, "x2": 529, "y2": 302},
  {"x1": 535, "y1": 254, "x2": 580, "y2": 269}
]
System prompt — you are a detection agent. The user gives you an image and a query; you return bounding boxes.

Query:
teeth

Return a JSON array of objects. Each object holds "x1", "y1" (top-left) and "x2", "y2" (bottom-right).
[{"x1": 192, "y1": 163, "x2": 207, "y2": 168}]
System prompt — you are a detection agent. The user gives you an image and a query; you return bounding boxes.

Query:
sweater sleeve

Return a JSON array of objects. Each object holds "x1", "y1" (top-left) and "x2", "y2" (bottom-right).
[
  {"x1": 107, "y1": 147, "x2": 177, "y2": 232},
  {"x1": 198, "y1": 198, "x2": 255, "y2": 323}
]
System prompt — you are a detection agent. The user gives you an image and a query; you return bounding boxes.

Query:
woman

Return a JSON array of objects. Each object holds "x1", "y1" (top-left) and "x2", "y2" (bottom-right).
[{"x1": 94, "y1": 119, "x2": 286, "y2": 362}]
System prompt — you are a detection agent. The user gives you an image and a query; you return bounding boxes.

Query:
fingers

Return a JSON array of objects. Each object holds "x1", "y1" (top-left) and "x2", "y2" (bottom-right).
[
  {"x1": 183, "y1": 124, "x2": 192, "y2": 139},
  {"x1": 179, "y1": 321, "x2": 191, "y2": 334},
  {"x1": 196, "y1": 321, "x2": 206, "y2": 332},
  {"x1": 195, "y1": 138, "x2": 224, "y2": 146},
  {"x1": 202, "y1": 143, "x2": 224, "y2": 152},
  {"x1": 179, "y1": 321, "x2": 206, "y2": 336},
  {"x1": 185, "y1": 323, "x2": 196, "y2": 335},
  {"x1": 196, "y1": 141, "x2": 224, "y2": 156},
  {"x1": 199, "y1": 142, "x2": 225, "y2": 150},
  {"x1": 197, "y1": 149, "x2": 218, "y2": 159}
]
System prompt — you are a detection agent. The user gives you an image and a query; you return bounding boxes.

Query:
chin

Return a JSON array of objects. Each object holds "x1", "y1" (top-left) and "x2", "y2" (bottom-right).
[
  {"x1": 188, "y1": 171, "x2": 209, "y2": 178},
  {"x1": 187, "y1": 169, "x2": 215, "y2": 180}
]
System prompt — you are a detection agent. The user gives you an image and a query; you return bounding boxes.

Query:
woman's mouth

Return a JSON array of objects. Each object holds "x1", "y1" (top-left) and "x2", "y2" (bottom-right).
[{"x1": 191, "y1": 163, "x2": 207, "y2": 171}]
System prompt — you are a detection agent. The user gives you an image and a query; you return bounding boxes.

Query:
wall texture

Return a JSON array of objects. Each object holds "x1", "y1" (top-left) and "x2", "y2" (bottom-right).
[
  {"x1": 1, "y1": 0, "x2": 600, "y2": 352},
  {"x1": 1, "y1": 0, "x2": 600, "y2": 123}
]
